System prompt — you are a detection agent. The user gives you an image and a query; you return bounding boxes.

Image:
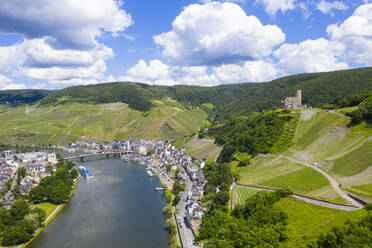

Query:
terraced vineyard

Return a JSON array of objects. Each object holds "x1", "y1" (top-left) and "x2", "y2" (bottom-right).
[
  {"x1": 272, "y1": 112, "x2": 299, "y2": 152},
  {"x1": 231, "y1": 186, "x2": 257, "y2": 208},
  {"x1": 184, "y1": 136, "x2": 221, "y2": 161},
  {"x1": 238, "y1": 108, "x2": 372, "y2": 202},
  {"x1": 0, "y1": 99, "x2": 208, "y2": 145}
]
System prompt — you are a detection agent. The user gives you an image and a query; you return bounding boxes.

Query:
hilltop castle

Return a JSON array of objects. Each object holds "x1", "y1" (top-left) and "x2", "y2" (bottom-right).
[{"x1": 283, "y1": 90, "x2": 302, "y2": 109}]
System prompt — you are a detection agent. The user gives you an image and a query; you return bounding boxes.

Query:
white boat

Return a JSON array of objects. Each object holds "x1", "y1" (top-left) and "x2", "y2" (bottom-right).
[{"x1": 146, "y1": 170, "x2": 153, "y2": 177}]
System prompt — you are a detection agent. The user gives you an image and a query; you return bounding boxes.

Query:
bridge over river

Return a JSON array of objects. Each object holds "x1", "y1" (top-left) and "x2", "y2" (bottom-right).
[{"x1": 65, "y1": 150, "x2": 137, "y2": 161}]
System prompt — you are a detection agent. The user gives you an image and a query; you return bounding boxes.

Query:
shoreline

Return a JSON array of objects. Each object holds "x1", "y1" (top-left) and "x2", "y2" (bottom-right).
[{"x1": 20, "y1": 175, "x2": 79, "y2": 248}]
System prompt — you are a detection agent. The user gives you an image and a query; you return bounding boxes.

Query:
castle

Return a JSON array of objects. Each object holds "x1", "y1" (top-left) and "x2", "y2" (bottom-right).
[{"x1": 283, "y1": 90, "x2": 302, "y2": 109}]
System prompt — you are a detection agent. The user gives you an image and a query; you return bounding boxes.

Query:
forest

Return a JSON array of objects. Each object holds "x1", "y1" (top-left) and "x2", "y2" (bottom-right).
[
  {"x1": 206, "y1": 111, "x2": 292, "y2": 163},
  {"x1": 0, "y1": 199, "x2": 46, "y2": 246}
]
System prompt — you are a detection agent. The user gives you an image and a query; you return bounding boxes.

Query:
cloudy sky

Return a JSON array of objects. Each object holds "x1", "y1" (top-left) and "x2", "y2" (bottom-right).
[{"x1": 0, "y1": 0, "x2": 371, "y2": 89}]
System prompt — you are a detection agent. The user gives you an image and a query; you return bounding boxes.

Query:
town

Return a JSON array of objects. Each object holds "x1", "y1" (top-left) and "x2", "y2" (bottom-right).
[
  {"x1": 0, "y1": 139, "x2": 206, "y2": 248},
  {"x1": 0, "y1": 150, "x2": 57, "y2": 206}
]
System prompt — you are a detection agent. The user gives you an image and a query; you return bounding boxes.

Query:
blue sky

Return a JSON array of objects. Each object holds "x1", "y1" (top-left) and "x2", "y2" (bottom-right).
[{"x1": 0, "y1": 0, "x2": 371, "y2": 89}]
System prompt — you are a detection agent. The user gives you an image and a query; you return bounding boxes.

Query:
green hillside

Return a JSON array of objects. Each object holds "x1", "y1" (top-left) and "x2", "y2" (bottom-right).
[
  {"x1": 274, "y1": 197, "x2": 368, "y2": 248},
  {"x1": 237, "y1": 109, "x2": 372, "y2": 202},
  {"x1": 0, "y1": 99, "x2": 207, "y2": 145},
  {"x1": 2, "y1": 67, "x2": 372, "y2": 119}
]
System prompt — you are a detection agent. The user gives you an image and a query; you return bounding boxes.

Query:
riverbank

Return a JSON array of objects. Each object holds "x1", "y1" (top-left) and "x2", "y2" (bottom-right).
[{"x1": 20, "y1": 175, "x2": 79, "y2": 248}]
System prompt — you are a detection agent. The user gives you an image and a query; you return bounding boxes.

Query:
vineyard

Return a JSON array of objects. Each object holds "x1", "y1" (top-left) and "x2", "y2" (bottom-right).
[{"x1": 231, "y1": 186, "x2": 257, "y2": 208}]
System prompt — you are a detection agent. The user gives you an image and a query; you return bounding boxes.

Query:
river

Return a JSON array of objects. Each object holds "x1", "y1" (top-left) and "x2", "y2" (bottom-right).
[{"x1": 29, "y1": 158, "x2": 169, "y2": 248}]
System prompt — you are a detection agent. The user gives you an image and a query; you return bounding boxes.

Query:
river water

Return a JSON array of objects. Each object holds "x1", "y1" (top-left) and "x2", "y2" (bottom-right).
[{"x1": 29, "y1": 158, "x2": 169, "y2": 248}]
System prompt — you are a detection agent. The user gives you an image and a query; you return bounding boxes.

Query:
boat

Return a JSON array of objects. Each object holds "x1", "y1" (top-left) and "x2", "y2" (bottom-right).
[
  {"x1": 78, "y1": 166, "x2": 94, "y2": 179},
  {"x1": 155, "y1": 187, "x2": 164, "y2": 191},
  {"x1": 146, "y1": 169, "x2": 153, "y2": 177},
  {"x1": 120, "y1": 155, "x2": 128, "y2": 162}
]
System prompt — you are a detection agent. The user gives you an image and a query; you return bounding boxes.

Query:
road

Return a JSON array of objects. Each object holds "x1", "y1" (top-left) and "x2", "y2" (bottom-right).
[
  {"x1": 279, "y1": 155, "x2": 364, "y2": 208},
  {"x1": 176, "y1": 166, "x2": 195, "y2": 248}
]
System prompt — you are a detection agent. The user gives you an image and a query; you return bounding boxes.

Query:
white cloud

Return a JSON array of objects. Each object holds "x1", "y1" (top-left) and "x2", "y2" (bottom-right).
[
  {"x1": 317, "y1": 1, "x2": 348, "y2": 15},
  {"x1": 299, "y1": 2, "x2": 311, "y2": 19},
  {"x1": 327, "y1": 3, "x2": 372, "y2": 65},
  {"x1": 0, "y1": 0, "x2": 133, "y2": 87},
  {"x1": 213, "y1": 61, "x2": 279, "y2": 83},
  {"x1": 0, "y1": 75, "x2": 26, "y2": 90},
  {"x1": 121, "y1": 59, "x2": 219, "y2": 86},
  {"x1": 121, "y1": 59, "x2": 280, "y2": 86},
  {"x1": 274, "y1": 38, "x2": 348, "y2": 74},
  {"x1": 154, "y1": 2, "x2": 285, "y2": 66},
  {"x1": 0, "y1": 39, "x2": 113, "y2": 86},
  {"x1": 0, "y1": 0, "x2": 133, "y2": 50},
  {"x1": 256, "y1": 0, "x2": 296, "y2": 15}
]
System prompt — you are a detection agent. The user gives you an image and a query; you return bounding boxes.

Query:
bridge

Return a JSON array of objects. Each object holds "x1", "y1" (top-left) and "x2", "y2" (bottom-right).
[{"x1": 65, "y1": 150, "x2": 136, "y2": 162}]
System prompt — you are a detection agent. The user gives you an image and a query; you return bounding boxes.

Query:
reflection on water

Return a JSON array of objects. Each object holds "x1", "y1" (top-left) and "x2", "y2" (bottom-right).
[{"x1": 29, "y1": 158, "x2": 169, "y2": 248}]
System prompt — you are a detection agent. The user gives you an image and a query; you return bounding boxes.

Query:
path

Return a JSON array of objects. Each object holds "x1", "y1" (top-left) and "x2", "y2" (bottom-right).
[
  {"x1": 326, "y1": 136, "x2": 372, "y2": 161},
  {"x1": 117, "y1": 119, "x2": 138, "y2": 130},
  {"x1": 45, "y1": 204, "x2": 62, "y2": 222},
  {"x1": 234, "y1": 184, "x2": 359, "y2": 211},
  {"x1": 279, "y1": 154, "x2": 364, "y2": 208}
]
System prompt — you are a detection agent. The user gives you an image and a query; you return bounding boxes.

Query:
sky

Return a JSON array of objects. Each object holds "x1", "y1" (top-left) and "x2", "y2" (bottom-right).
[{"x1": 0, "y1": 0, "x2": 371, "y2": 90}]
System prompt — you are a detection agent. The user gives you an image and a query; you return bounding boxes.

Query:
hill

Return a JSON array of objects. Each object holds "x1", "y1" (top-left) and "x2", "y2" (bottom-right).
[
  {"x1": 2, "y1": 67, "x2": 372, "y2": 119},
  {"x1": 236, "y1": 109, "x2": 372, "y2": 202},
  {"x1": 0, "y1": 99, "x2": 207, "y2": 145},
  {"x1": 0, "y1": 89, "x2": 49, "y2": 106}
]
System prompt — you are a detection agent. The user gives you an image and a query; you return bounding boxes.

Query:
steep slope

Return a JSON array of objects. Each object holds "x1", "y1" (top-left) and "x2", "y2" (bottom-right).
[
  {"x1": 0, "y1": 99, "x2": 207, "y2": 145},
  {"x1": 237, "y1": 109, "x2": 372, "y2": 203}
]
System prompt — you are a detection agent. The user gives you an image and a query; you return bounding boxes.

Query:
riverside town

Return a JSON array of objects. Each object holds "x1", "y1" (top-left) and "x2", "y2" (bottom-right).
[{"x1": 0, "y1": 1, "x2": 372, "y2": 247}]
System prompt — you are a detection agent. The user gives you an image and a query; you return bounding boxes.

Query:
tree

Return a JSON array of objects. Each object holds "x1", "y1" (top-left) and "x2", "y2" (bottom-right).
[
  {"x1": 46, "y1": 179, "x2": 70, "y2": 204},
  {"x1": 10, "y1": 199, "x2": 30, "y2": 222},
  {"x1": 1, "y1": 225, "x2": 32, "y2": 246},
  {"x1": 55, "y1": 167, "x2": 69, "y2": 181},
  {"x1": 0, "y1": 207, "x2": 12, "y2": 227},
  {"x1": 17, "y1": 167, "x2": 27, "y2": 179},
  {"x1": 359, "y1": 96, "x2": 372, "y2": 120},
  {"x1": 46, "y1": 164, "x2": 54, "y2": 175},
  {"x1": 31, "y1": 207, "x2": 46, "y2": 225},
  {"x1": 29, "y1": 186, "x2": 45, "y2": 203},
  {"x1": 70, "y1": 168, "x2": 78, "y2": 178}
]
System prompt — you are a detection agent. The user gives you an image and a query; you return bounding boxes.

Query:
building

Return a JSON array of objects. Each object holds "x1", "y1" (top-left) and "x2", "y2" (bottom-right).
[{"x1": 283, "y1": 90, "x2": 302, "y2": 109}]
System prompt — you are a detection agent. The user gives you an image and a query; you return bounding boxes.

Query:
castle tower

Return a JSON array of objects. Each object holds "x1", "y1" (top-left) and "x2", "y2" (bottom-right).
[{"x1": 296, "y1": 90, "x2": 302, "y2": 107}]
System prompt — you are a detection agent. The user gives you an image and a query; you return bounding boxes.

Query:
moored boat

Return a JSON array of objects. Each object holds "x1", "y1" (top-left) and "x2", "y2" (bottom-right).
[
  {"x1": 78, "y1": 166, "x2": 94, "y2": 179},
  {"x1": 146, "y1": 169, "x2": 153, "y2": 177}
]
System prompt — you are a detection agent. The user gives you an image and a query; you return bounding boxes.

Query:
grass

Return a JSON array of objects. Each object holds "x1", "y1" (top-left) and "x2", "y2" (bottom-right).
[
  {"x1": 237, "y1": 156, "x2": 341, "y2": 201},
  {"x1": 275, "y1": 197, "x2": 368, "y2": 248},
  {"x1": 37, "y1": 202, "x2": 58, "y2": 217},
  {"x1": 238, "y1": 156, "x2": 306, "y2": 185},
  {"x1": 231, "y1": 186, "x2": 257, "y2": 208},
  {"x1": 336, "y1": 106, "x2": 358, "y2": 115},
  {"x1": 331, "y1": 140, "x2": 372, "y2": 176},
  {"x1": 184, "y1": 136, "x2": 221, "y2": 161},
  {"x1": 202, "y1": 103, "x2": 215, "y2": 109},
  {"x1": 0, "y1": 99, "x2": 208, "y2": 145},
  {"x1": 262, "y1": 168, "x2": 329, "y2": 194},
  {"x1": 289, "y1": 109, "x2": 363, "y2": 162},
  {"x1": 342, "y1": 183, "x2": 372, "y2": 198}
]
